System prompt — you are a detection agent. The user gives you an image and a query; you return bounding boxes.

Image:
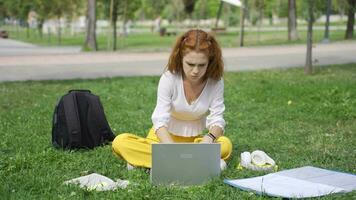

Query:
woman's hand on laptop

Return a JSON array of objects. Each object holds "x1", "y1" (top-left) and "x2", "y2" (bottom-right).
[
  {"x1": 200, "y1": 126, "x2": 223, "y2": 143},
  {"x1": 156, "y1": 127, "x2": 174, "y2": 143},
  {"x1": 201, "y1": 135, "x2": 214, "y2": 143}
]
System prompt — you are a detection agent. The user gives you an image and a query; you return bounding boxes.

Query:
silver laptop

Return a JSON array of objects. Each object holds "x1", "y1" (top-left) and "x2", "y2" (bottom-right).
[{"x1": 151, "y1": 143, "x2": 221, "y2": 186}]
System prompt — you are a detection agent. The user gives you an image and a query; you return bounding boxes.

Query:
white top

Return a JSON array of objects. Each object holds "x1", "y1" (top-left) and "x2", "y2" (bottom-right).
[{"x1": 151, "y1": 71, "x2": 225, "y2": 137}]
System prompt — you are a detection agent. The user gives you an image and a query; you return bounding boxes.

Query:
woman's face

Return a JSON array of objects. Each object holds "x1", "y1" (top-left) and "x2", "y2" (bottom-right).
[{"x1": 182, "y1": 51, "x2": 209, "y2": 83}]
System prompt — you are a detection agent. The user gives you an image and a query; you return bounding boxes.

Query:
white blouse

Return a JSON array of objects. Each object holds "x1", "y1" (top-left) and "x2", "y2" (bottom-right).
[{"x1": 151, "y1": 71, "x2": 225, "y2": 137}]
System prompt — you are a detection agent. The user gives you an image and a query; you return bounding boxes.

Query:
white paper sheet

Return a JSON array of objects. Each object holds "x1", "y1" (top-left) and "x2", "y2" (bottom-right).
[{"x1": 224, "y1": 166, "x2": 356, "y2": 198}]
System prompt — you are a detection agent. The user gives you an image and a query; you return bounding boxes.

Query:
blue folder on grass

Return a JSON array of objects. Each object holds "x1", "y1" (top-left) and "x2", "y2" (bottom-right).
[{"x1": 224, "y1": 166, "x2": 356, "y2": 198}]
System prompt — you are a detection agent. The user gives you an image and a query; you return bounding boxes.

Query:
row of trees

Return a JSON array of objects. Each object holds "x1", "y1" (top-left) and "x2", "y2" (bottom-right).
[
  {"x1": 0, "y1": 0, "x2": 84, "y2": 44},
  {"x1": 237, "y1": 0, "x2": 354, "y2": 47},
  {"x1": 1, "y1": 0, "x2": 354, "y2": 24},
  {"x1": 0, "y1": 0, "x2": 355, "y2": 54}
]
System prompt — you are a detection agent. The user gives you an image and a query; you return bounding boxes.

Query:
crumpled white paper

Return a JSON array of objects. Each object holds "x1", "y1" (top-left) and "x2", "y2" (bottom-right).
[
  {"x1": 240, "y1": 150, "x2": 277, "y2": 171},
  {"x1": 64, "y1": 173, "x2": 129, "y2": 191}
]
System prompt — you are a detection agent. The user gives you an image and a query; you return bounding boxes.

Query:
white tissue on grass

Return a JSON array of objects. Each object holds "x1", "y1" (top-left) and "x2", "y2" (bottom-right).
[
  {"x1": 240, "y1": 150, "x2": 276, "y2": 171},
  {"x1": 64, "y1": 173, "x2": 129, "y2": 191},
  {"x1": 251, "y1": 150, "x2": 275, "y2": 166},
  {"x1": 240, "y1": 152, "x2": 252, "y2": 166}
]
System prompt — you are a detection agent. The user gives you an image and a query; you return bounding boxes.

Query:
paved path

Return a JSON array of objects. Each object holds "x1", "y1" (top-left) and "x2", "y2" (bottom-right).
[
  {"x1": 0, "y1": 38, "x2": 355, "y2": 82},
  {"x1": 0, "y1": 38, "x2": 81, "y2": 56}
]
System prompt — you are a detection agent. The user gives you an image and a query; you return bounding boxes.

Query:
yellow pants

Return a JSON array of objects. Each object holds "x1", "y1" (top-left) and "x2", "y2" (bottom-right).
[{"x1": 112, "y1": 128, "x2": 233, "y2": 168}]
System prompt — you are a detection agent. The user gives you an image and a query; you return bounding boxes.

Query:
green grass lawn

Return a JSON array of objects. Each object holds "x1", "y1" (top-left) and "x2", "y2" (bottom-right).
[
  {"x1": 0, "y1": 64, "x2": 355, "y2": 199},
  {"x1": 2, "y1": 25, "x2": 355, "y2": 51}
]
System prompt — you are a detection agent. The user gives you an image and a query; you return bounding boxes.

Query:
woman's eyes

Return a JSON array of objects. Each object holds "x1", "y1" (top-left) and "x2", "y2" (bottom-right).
[{"x1": 187, "y1": 63, "x2": 206, "y2": 67}]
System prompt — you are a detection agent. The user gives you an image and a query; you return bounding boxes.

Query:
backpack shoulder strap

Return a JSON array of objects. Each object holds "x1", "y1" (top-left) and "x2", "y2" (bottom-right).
[
  {"x1": 86, "y1": 94, "x2": 115, "y2": 141},
  {"x1": 63, "y1": 92, "x2": 82, "y2": 148}
]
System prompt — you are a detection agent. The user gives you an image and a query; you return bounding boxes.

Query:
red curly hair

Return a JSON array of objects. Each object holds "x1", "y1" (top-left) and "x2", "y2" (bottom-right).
[{"x1": 166, "y1": 29, "x2": 224, "y2": 81}]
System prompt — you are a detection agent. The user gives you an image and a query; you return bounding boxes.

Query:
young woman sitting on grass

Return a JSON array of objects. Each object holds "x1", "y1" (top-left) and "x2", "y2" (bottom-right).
[{"x1": 112, "y1": 29, "x2": 233, "y2": 170}]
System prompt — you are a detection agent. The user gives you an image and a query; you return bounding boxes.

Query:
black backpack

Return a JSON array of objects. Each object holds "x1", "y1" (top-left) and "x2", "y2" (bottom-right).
[{"x1": 52, "y1": 90, "x2": 115, "y2": 149}]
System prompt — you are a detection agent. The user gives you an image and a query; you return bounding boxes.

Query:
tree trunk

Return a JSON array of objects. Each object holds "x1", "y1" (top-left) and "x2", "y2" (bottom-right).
[
  {"x1": 84, "y1": 0, "x2": 98, "y2": 51},
  {"x1": 107, "y1": 0, "x2": 117, "y2": 51},
  {"x1": 112, "y1": 0, "x2": 118, "y2": 50},
  {"x1": 239, "y1": 0, "x2": 247, "y2": 47},
  {"x1": 215, "y1": 1, "x2": 223, "y2": 28},
  {"x1": 322, "y1": 0, "x2": 332, "y2": 43},
  {"x1": 37, "y1": 19, "x2": 44, "y2": 39},
  {"x1": 107, "y1": 0, "x2": 113, "y2": 50},
  {"x1": 57, "y1": 17, "x2": 62, "y2": 45},
  {"x1": 48, "y1": 27, "x2": 51, "y2": 44},
  {"x1": 26, "y1": 22, "x2": 30, "y2": 39},
  {"x1": 288, "y1": 0, "x2": 298, "y2": 41},
  {"x1": 305, "y1": 0, "x2": 314, "y2": 75},
  {"x1": 345, "y1": 0, "x2": 355, "y2": 39},
  {"x1": 257, "y1": 0, "x2": 264, "y2": 43}
]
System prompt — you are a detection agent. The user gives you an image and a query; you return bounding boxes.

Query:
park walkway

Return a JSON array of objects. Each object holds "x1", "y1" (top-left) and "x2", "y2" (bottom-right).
[{"x1": 0, "y1": 38, "x2": 355, "y2": 82}]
